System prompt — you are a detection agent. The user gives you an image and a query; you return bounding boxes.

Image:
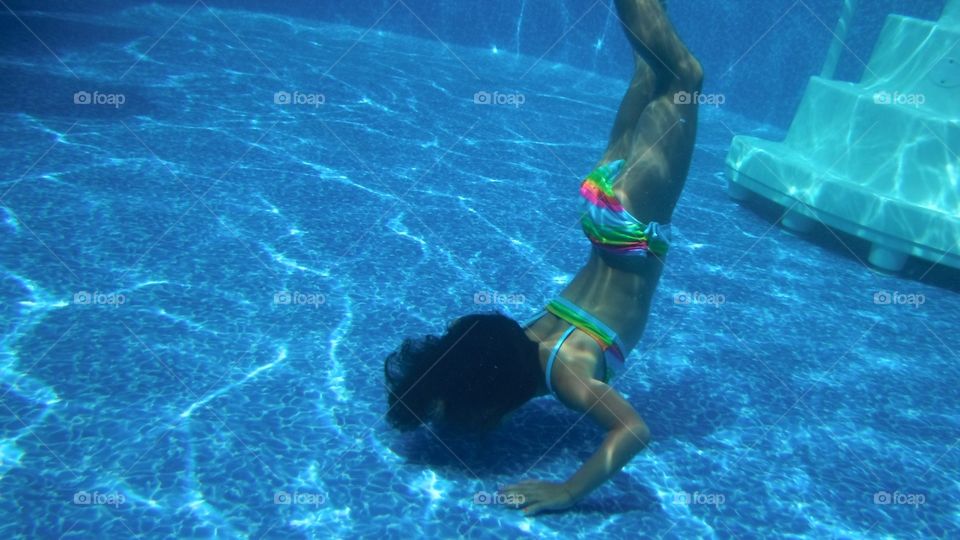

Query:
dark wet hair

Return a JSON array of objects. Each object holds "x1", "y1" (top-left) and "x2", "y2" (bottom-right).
[{"x1": 384, "y1": 312, "x2": 541, "y2": 433}]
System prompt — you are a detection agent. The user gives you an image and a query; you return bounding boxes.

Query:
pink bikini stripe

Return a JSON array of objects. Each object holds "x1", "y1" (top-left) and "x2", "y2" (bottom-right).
[{"x1": 580, "y1": 181, "x2": 624, "y2": 212}]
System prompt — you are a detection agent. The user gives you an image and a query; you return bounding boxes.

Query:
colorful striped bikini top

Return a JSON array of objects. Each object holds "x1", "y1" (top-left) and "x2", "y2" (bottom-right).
[{"x1": 579, "y1": 160, "x2": 671, "y2": 257}]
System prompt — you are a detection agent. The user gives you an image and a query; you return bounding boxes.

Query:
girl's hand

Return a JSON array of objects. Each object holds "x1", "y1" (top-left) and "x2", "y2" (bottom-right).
[{"x1": 502, "y1": 480, "x2": 576, "y2": 516}]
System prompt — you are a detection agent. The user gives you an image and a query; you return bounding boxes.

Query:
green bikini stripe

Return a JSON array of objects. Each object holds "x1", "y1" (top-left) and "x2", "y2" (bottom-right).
[
  {"x1": 587, "y1": 162, "x2": 623, "y2": 194},
  {"x1": 581, "y1": 215, "x2": 669, "y2": 255},
  {"x1": 545, "y1": 300, "x2": 615, "y2": 348},
  {"x1": 580, "y1": 215, "x2": 645, "y2": 245}
]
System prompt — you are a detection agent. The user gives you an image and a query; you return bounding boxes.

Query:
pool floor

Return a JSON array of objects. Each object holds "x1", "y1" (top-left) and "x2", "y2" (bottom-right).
[{"x1": 0, "y1": 4, "x2": 958, "y2": 539}]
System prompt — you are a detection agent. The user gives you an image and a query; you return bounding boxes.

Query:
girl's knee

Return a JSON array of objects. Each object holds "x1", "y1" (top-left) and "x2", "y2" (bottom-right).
[{"x1": 676, "y1": 56, "x2": 704, "y2": 91}]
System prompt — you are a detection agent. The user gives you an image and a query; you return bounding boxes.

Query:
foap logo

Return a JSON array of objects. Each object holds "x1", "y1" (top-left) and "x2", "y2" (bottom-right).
[
  {"x1": 473, "y1": 91, "x2": 526, "y2": 108},
  {"x1": 873, "y1": 91, "x2": 926, "y2": 108},
  {"x1": 473, "y1": 291, "x2": 525, "y2": 306},
  {"x1": 74, "y1": 91, "x2": 126, "y2": 108},
  {"x1": 674, "y1": 91, "x2": 725, "y2": 107},
  {"x1": 473, "y1": 490, "x2": 525, "y2": 507},
  {"x1": 74, "y1": 291, "x2": 126, "y2": 307},
  {"x1": 674, "y1": 291, "x2": 725, "y2": 307},
  {"x1": 73, "y1": 491, "x2": 126, "y2": 507},
  {"x1": 273, "y1": 291, "x2": 325, "y2": 308},
  {"x1": 874, "y1": 491, "x2": 925, "y2": 507},
  {"x1": 873, "y1": 290, "x2": 925, "y2": 308},
  {"x1": 274, "y1": 490, "x2": 325, "y2": 506},
  {"x1": 274, "y1": 91, "x2": 326, "y2": 107},
  {"x1": 672, "y1": 490, "x2": 725, "y2": 508}
]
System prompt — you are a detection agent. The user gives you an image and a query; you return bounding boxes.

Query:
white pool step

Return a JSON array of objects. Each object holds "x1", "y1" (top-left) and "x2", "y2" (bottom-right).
[{"x1": 726, "y1": 0, "x2": 960, "y2": 272}]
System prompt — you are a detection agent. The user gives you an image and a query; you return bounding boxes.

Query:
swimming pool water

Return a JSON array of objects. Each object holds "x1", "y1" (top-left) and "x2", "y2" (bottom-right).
[{"x1": 1, "y1": 4, "x2": 958, "y2": 539}]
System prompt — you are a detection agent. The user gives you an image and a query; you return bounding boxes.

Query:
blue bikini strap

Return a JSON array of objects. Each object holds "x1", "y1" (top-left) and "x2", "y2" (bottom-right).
[{"x1": 545, "y1": 325, "x2": 577, "y2": 397}]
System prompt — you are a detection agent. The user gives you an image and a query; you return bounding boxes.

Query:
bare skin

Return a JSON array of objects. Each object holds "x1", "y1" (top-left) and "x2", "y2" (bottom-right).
[{"x1": 504, "y1": 0, "x2": 703, "y2": 515}]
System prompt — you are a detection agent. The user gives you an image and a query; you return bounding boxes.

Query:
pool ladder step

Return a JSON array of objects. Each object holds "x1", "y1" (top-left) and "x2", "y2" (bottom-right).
[{"x1": 725, "y1": 2, "x2": 960, "y2": 272}]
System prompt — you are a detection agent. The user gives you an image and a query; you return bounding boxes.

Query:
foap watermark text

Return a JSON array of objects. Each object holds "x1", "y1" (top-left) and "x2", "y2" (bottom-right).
[
  {"x1": 274, "y1": 91, "x2": 326, "y2": 107},
  {"x1": 74, "y1": 91, "x2": 126, "y2": 108},
  {"x1": 274, "y1": 490, "x2": 325, "y2": 506},
  {"x1": 674, "y1": 91, "x2": 725, "y2": 107},
  {"x1": 873, "y1": 91, "x2": 926, "y2": 108},
  {"x1": 74, "y1": 291, "x2": 126, "y2": 307},
  {"x1": 473, "y1": 91, "x2": 526, "y2": 108},
  {"x1": 674, "y1": 291, "x2": 725, "y2": 307},
  {"x1": 672, "y1": 490, "x2": 725, "y2": 508},
  {"x1": 474, "y1": 291, "x2": 525, "y2": 306},
  {"x1": 874, "y1": 490, "x2": 925, "y2": 507},
  {"x1": 473, "y1": 490, "x2": 525, "y2": 507},
  {"x1": 274, "y1": 291, "x2": 326, "y2": 308},
  {"x1": 874, "y1": 290, "x2": 925, "y2": 308},
  {"x1": 74, "y1": 491, "x2": 126, "y2": 507}
]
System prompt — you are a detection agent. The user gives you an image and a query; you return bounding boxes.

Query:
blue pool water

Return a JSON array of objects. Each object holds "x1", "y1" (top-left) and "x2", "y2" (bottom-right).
[{"x1": 1, "y1": 3, "x2": 958, "y2": 539}]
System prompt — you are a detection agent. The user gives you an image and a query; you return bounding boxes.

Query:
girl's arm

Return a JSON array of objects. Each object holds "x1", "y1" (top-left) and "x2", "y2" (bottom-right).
[
  {"x1": 558, "y1": 377, "x2": 651, "y2": 503},
  {"x1": 504, "y1": 348, "x2": 650, "y2": 515}
]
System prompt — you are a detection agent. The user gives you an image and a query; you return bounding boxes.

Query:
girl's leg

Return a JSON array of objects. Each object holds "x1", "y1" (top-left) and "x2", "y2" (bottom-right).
[
  {"x1": 602, "y1": 53, "x2": 658, "y2": 163},
  {"x1": 603, "y1": 0, "x2": 704, "y2": 224},
  {"x1": 612, "y1": 0, "x2": 701, "y2": 84}
]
